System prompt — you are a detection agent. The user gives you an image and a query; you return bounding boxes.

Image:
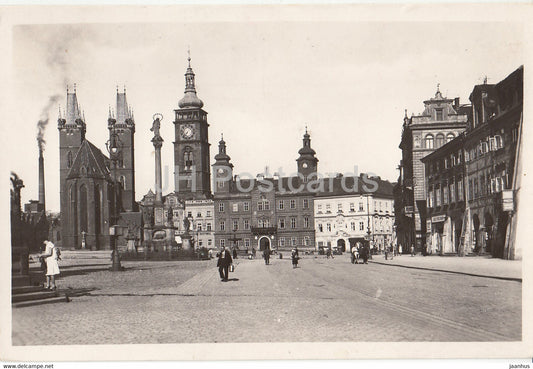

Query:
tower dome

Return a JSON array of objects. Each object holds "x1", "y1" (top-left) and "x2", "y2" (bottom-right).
[{"x1": 178, "y1": 54, "x2": 204, "y2": 109}]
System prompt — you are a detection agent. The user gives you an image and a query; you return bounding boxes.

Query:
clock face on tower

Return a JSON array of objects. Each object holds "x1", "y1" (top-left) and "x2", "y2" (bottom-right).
[
  {"x1": 180, "y1": 124, "x2": 195, "y2": 140},
  {"x1": 302, "y1": 162, "x2": 308, "y2": 169}
]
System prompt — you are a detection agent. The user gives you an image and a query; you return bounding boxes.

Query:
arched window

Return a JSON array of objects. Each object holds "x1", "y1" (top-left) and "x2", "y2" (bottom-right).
[
  {"x1": 67, "y1": 151, "x2": 73, "y2": 168},
  {"x1": 435, "y1": 133, "x2": 445, "y2": 148},
  {"x1": 446, "y1": 133, "x2": 455, "y2": 143},
  {"x1": 184, "y1": 147, "x2": 193, "y2": 170},
  {"x1": 425, "y1": 134, "x2": 434, "y2": 149}
]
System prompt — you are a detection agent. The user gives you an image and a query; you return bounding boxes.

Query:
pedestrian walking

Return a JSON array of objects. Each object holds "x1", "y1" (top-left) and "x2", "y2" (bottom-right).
[
  {"x1": 263, "y1": 248, "x2": 270, "y2": 265},
  {"x1": 326, "y1": 247, "x2": 334, "y2": 259},
  {"x1": 410, "y1": 244, "x2": 415, "y2": 256},
  {"x1": 399, "y1": 244, "x2": 403, "y2": 255},
  {"x1": 361, "y1": 243, "x2": 369, "y2": 264},
  {"x1": 291, "y1": 248, "x2": 299, "y2": 268},
  {"x1": 351, "y1": 247, "x2": 359, "y2": 264},
  {"x1": 232, "y1": 247, "x2": 238, "y2": 259},
  {"x1": 217, "y1": 245, "x2": 233, "y2": 282},
  {"x1": 41, "y1": 240, "x2": 60, "y2": 290}
]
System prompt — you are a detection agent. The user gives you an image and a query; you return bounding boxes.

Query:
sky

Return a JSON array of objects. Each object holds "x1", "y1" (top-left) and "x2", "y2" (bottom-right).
[{"x1": 8, "y1": 19, "x2": 524, "y2": 213}]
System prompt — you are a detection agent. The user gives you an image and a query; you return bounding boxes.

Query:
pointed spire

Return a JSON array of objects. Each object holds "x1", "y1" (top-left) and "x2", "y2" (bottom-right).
[
  {"x1": 221, "y1": 132, "x2": 224, "y2": 141},
  {"x1": 187, "y1": 46, "x2": 191, "y2": 67},
  {"x1": 58, "y1": 105, "x2": 62, "y2": 120},
  {"x1": 74, "y1": 83, "x2": 77, "y2": 93},
  {"x1": 109, "y1": 105, "x2": 112, "y2": 118}
]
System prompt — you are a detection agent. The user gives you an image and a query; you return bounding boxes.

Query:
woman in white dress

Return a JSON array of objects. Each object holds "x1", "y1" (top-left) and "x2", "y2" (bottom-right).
[{"x1": 41, "y1": 240, "x2": 60, "y2": 290}]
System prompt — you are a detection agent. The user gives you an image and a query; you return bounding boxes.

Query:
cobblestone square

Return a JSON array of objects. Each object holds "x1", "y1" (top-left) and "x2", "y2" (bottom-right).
[{"x1": 12, "y1": 252, "x2": 521, "y2": 345}]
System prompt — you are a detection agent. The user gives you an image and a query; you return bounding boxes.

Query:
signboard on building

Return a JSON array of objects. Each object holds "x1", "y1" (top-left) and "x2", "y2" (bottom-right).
[
  {"x1": 431, "y1": 215, "x2": 446, "y2": 223},
  {"x1": 502, "y1": 190, "x2": 514, "y2": 211}
]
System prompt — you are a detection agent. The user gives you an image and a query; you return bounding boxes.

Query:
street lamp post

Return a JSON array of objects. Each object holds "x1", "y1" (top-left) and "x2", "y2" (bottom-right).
[{"x1": 106, "y1": 128, "x2": 123, "y2": 272}]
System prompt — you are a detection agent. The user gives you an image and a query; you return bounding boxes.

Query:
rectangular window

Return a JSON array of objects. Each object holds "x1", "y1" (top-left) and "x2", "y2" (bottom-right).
[
  {"x1": 291, "y1": 237, "x2": 297, "y2": 246},
  {"x1": 278, "y1": 200, "x2": 284, "y2": 210},
  {"x1": 338, "y1": 203, "x2": 343, "y2": 210},
  {"x1": 359, "y1": 202, "x2": 364, "y2": 211},
  {"x1": 317, "y1": 204, "x2": 322, "y2": 212},
  {"x1": 443, "y1": 186, "x2": 449, "y2": 204},
  {"x1": 187, "y1": 211, "x2": 192, "y2": 218},
  {"x1": 206, "y1": 222, "x2": 212, "y2": 231},
  {"x1": 290, "y1": 199, "x2": 296, "y2": 209},
  {"x1": 258, "y1": 219, "x2": 264, "y2": 228},
  {"x1": 279, "y1": 218, "x2": 285, "y2": 229},
  {"x1": 208, "y1": 239, "x2": 212, "y2": 246},
  {"x1": 326, "y1": 223, "x2": 331, "y2": 232},
  {"x1": 436, "y1": 187, "x2": 441, "y2": 206},
  {"x1": 351, "y1": 222, "x2": 356, "y2": 231},
  {"x1": 197, "y1": 212, "x2": 202, "y2": 218},
  {"x1": 243, "y1": 219, "x2": 249, "y2": 230},
  {"x1": 350, "y1": 203, "x2": 355, "y2": 212},
  {"x1": 219, "y1": 203, "x2": 224, "y2": 212},
  {"x1": 303, "y1": 199, "x2": 309, "y2": 209},
  {"x1": 359, "y1": 221, "x2": 364, "y2": 231},
  {"x1": 450, "y1": 183, "x2": 456, "y2": 203},
  {"x1": 279, "y1": 237, "x2": 285, "y2": 247},
  {"x1": 232, "y1": 203, "x2": 238, "y2": 212},
  {"x1": 458, "y1": 180, "x2": 463, "y2": 201},
  {"x1": 326, "y1": 204, "x2": 331, "y2": 212},
  {"x1": 304, "y1": 236, "x2": 310, "y2": 246},
  {"x1": 232, "y1": 220, "x2": 239, "y2": 231},
  {"x1": 264, "y1": 201, "x2": 270, "y2": 210},
  {"x1": 304, "y1": 217, "x2": 309, "y2": 228},
  {"x1": 220, "y1": 221, "x2": 225, "y2": 231},
  {"x1": 220, "y1": 239, "x2": 225, "y2": 247},
  {"x1": 244, "y1": 239, "x2": 250, "y2": 248},
  {"x1": 197, "y1": 223, "x2": 202, "y2": 231},
  {"x1": 290, "y1": 217, "x2": 297, "y2": 229},
  {"x1": 206, "y1": 210, "x2": 211, "y2": 217},
  {"x1": 243, "y1": 202, "x2": 250, "y2": 212},
  {"x1": 264, "y1": 219, "x2": 270, "y2": 227},
  {"x1": 318, "y1": 224, "x2": 323, "y2": 232},
  {"x1": 257, "y1": 201, "x2": 263, "y2": 211}
]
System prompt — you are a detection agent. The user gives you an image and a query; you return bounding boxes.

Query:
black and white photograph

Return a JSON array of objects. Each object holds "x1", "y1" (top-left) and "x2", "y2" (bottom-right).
[{"x1": 1, "y1": 3, "x2": 532, "y2": 365}]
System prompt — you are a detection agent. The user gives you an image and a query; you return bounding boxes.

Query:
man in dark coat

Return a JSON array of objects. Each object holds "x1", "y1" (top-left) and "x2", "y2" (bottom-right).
[
  {"x1": 217, "y1": 245, "x2": 233, "y2": 281},
  {"x1": 263, "y1": 247, "x2": 270, "y2": 265}
]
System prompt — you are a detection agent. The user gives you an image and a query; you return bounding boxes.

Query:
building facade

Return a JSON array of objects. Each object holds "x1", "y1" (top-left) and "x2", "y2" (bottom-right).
[
  {"x1": 395, "y1": 89, "x2": 469, "y2": 253},
  {"x1": 422, "y1": 134, "x2": 466, "y2": 255},
  {"x1": 315, "y1": 176, "x2": 395, "y2": 253},
  {"x1": 419, "y1": 66, "x2": 523, "y2": 259},
  {"x1": 463, "y1": 66, "x2": 523, "y2": 259},
  {"x1": 213, "y1": 132, "x2": 317, "y2": 253}
]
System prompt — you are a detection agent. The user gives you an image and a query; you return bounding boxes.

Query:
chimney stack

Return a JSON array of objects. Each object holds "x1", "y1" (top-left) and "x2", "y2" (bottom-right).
[{"x1": 38, "y1": 148, "x2": 46, "y2": 211}]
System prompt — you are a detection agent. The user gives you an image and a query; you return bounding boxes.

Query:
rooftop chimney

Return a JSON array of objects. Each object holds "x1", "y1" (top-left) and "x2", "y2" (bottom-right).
[{"x1": 38, "y1": 148, "x2": 45, "y2": 212}]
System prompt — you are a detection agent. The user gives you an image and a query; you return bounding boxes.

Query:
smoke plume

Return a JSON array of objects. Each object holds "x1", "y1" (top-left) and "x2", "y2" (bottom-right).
[{"x1": 36, "y1": 94, "x2": 61, "y2": 152}]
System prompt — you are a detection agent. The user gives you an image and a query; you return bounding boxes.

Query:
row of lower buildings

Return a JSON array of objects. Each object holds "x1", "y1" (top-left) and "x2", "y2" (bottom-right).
[
  {"x1": 44, "y1": 54, "x2": 395, "y2": 253},
  {"x1": 394, "y1": 66, "x2": 523, "y2": 259}
]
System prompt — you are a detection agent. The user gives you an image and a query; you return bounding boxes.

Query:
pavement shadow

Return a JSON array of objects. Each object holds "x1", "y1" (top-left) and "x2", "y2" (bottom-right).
[
  {"x1": 57, "y1": 266, "x2": 112, "y2": 278},
  {"x1": 227, "y1": 278, "x2": 239, "y2": 282},
  {"x1": 62, "y1": 287, "x2": 98, "y2": 298}
]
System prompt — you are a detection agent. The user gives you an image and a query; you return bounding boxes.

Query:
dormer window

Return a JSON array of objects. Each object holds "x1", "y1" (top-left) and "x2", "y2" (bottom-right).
[{"x1": 435, "y1": 109, "x2": 443, "y2": 121}]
